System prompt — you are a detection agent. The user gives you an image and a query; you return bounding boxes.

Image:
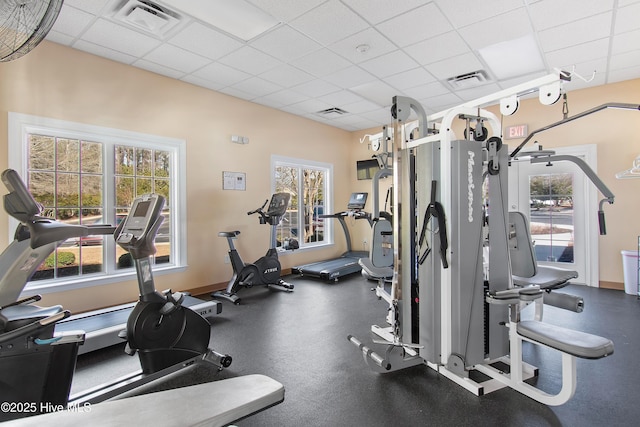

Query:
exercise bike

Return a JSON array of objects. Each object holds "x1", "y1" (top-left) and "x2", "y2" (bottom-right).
[
  {"x1": 0, "y1": 170, "x2": 231, "y2": 420},
  {"x1": 213, "y1": 193, "x2": 294, "y2": 304}
]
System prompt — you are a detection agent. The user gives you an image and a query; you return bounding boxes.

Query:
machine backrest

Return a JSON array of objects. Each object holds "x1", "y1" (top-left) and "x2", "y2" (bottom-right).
[
  {"x1": 266, "y1": 192, "x2": 290, "y2": 217},
  {"x1": 508, "y1": 211, "x2": 537, "y2": 278},
  {"x1": 1, "y1": 169, "x2": 42, "y2": 223},
  {"x1": 370, "y1": 218, "x2": 393, "y2": 268}
]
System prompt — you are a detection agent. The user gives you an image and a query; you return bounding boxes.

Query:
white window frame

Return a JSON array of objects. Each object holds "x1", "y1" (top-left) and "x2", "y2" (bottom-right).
[
  {"x1": 7, "y1": 112, "x2": 187, "y2": 295},
  {"x1": 271, "y1": 155, "x2": 333, "y2": 251}
]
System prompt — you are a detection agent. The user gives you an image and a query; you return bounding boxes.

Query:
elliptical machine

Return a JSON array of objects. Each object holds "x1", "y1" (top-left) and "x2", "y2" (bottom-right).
[
  {"x1": 213, "y1": 193, "x2": 294, "y2": 304},
  {"x1": 0, "y1": 170, "x2": 231, "y2": 420}
]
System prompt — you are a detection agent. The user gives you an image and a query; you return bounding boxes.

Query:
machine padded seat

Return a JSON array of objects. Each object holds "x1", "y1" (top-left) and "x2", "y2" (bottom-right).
[
  {"x1": 512, "y1": 265, "x2": 578, "y2": 289},
  {"x1": 359, "y1": 258, "x2": 393, "y2": 281},
  {"x1": 518, "y1": 320, "x2": 614, "y2": 359}
]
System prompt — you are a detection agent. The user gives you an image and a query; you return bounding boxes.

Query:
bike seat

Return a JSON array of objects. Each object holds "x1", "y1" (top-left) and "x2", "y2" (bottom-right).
[{"x1": 219, "y1": 231, "x2": 240, "y2": 238}]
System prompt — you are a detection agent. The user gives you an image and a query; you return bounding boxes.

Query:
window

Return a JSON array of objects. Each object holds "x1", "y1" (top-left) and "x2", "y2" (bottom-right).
[
  {"x1": 272, "y1": 156, "x2": 332, "y2": 250},
  {"x1": 528, "y1": 173, "x2": 574, "y2": 263},
  {"x1": 8, "y1": 113, "x2": 186, "y2": 293}
]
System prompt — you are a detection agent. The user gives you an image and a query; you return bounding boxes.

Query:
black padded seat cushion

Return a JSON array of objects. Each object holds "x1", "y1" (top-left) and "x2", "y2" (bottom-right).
[{"x1": 518, "y1": 320, "x2": 614, "y2": 359}]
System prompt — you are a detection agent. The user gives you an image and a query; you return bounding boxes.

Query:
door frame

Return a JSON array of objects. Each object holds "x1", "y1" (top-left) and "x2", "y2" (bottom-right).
[{"x1": 508, "y1": 144, "x2": 598, "y2": 287}]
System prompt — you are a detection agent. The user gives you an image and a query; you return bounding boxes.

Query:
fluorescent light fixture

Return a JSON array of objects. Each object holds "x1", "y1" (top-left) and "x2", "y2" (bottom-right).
[
  {"x1": 161, "y1": 0, "x2": 280, "y2": 41},
  {"x1": 478, "y1": 34, "x2": 545, "y2": 80}
]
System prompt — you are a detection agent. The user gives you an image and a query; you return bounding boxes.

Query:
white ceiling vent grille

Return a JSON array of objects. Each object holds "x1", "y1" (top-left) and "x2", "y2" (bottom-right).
[
  {"x1": 113, "y1": 0, "x2": 182, "y2": 37},
  {"x1": 446, "y1": 70, "x2": 491, "y2": 90},
  {"x1": 316, "y1": 107, "x2": 349, "y2": 117}
]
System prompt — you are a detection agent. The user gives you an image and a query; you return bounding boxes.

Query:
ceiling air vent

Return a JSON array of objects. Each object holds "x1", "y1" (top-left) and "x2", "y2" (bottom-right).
[
  {"x1": 446, "y1": 70, "x2": 490, "y2": 90},
  {"x1": 316, "y1": 107, "x2": 349, "y2": 117},
  {"x1": 113, "y1": 0, "x2": 181, "y2": 37}
]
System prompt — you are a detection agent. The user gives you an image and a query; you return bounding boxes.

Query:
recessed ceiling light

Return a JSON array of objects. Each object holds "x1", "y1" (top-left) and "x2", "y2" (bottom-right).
[
  {"x1": 478, "y1": 34, "x2": 545, "y2": 80},
  {"x1": 161, "y1": 0, "x2": 280, "y2": 41}
]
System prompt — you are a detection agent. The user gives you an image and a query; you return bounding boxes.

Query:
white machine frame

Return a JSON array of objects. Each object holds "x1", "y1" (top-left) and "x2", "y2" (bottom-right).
[{"x1": 351, "y1": 71, "x2": 616, "y2": 406}]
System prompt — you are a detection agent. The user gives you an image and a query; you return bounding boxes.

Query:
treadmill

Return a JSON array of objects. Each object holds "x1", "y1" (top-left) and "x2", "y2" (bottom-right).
[
  {"x1": 55, "y1": 297, "x2": 221, "y2": 355},
  {"x1": 292, "y1": 192, "x2": 371, "y2": 282}
]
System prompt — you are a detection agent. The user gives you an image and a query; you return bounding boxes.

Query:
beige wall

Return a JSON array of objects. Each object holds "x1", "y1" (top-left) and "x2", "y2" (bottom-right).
[
  {"x1": 0, "y1": 42, "x2": 352, "y2": 312},
  {"x1": 1, "y1": 42, "x2": 638, "y2": 312},
  {"x1": 350, "y1": 78, "x2": 640, "y2": 286}
]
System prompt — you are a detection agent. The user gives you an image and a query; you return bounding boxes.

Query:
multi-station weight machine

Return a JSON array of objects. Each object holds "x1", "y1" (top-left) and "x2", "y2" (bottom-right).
[{"x1": 350, "y1": 71, "x2": 639, "y2": 405}]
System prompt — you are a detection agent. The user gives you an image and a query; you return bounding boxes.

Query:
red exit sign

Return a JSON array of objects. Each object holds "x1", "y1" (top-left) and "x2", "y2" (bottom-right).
[{"x1": 505, "y1": 124, "x2": 528, "y2": 139}]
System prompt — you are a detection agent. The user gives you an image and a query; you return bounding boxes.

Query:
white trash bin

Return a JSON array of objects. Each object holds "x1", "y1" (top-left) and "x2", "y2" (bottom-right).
[{"x1": 621, "y1": 250, "x2": 639, "y2": 295}]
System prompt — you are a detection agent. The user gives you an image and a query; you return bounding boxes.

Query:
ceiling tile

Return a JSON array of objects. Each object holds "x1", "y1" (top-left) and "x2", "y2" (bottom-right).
[
  {"x1": 350, "y1": 80, "x2": 398, "y2": 107},
  {"x1": 218, "y1": 86, "x2": 255, "y2": 101},
  {"x1": 404, "y1": 81, "x2": 450, "y2": 100},
  {"x1": 538, "y1": 13, "x2": 612, "y2": 52},
  {"x1": 612, "y1": 29, "x2": 640, "y2": 55},
  {"x1": 425, "y1": 52, "x2": 485, "y2": 80},
  {"x1": 251, "y1": 25, "x2": 322, "y2": 62},
  {"x1": 292, "y1": 80, "x2": 341, "y2": 98},
  {"x1": 419, "y1": 92, "x2": 464, "y2": 112},
  {"x1": 50, "y1": 5, "x2": 97, "y2": 38},
  {"x1": 81, "y1": 19, "x2": 161, "y2": 57},
  {"x1": 376, "y1": 3, "x2": 452, "y2": 47},
  {"x1": 290, "y1": 49, "x2": 352, "y2": 77},
  {"x1": 323, "y1": 65, "x2": 377, "y2": 89},
  {"x1": 328, "y1": 28, "x2": 396, "y2": 64},
  {"x1": 247, "y1": 0, "x2": 326, "y2": 21},
  {"x1": 359, "y1": 50, "x2": 419, "y2": 78},
  {"x1": 405, "y1": 31, "x2": 470, "y2": 66},
  {"x1": 253, "y1": 89, "x2": 310, "y2": 107},
  {"x1": 608, "y1": 67, "x2": 640, "y2": 83},
  {"x1": 143, "y1": 44, "x2": 211, "y2": 74},
  {"x1": 168, "y1": 22, "x2": 243, "y2": 60},
  {"x1": 219, "y1": 46, "x2": 282, "y2": 75},
  {"x1": 544, "y1": 39, "x2": 609, "y2": 70},
  {"x1": 133, "y1": 59, "x2": 185, "y2": 79},
  {"x1": 615, "y1": 2, "x2": 640, "y2": 34},
  {"x1": 46, "y1": 31, "x2": 76, "y2": 46},
  {"x1": 260, "y1": 64, "x2": 315, "y2": 87},
  {"x1": 341, "y1": 0, "x2": 428, "y2": 25},
  {"x1": 191, "y1": 62, "x2": 252, "y2": 87},
  {"x1": 458, "y1": 8, "x2": 533, "y2": 50},
  {"x1": 181, "y1": 75, "x2": 225, "y2": 92},
  {"x1": 284, "y1": 98, "x2": 334, "y2": 114},
  {"x1": 289, "y1": 0, "x2": 369, "y2": 45},
  {"x1": 385, "y1": 67, "x2": 436, "y2": 91},
  {"x1": 230, "y1": 76, "x2": 282, "y2": 98},
  {"x1": 455, "y1": 83, "x2": 503, "y2": 102},
  {"x1": 72, "y1": 39, "x2": 138, "y2": 64},
  {"x1": 434, "y1": 0, "x2": 524, "y2": 29},
  {"x1": 63, "y1": 0, "x2": 108, "y2": 15},
  {"x1": 610, "y1": 49, "x2": 640, "y2": 71},
  {"x1": 340, "y1": 98, "x2": 382, "y2": 114},
  {"x1": 527, "y1": 0, "x2": 614, "y2": 31},
  {"x1": 317, "y1": 90, "x2": 365, "y2": 107}
]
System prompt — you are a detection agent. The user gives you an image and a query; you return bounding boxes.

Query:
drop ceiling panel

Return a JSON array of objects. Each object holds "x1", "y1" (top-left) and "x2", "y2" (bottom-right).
[
  {"x1": 143, "y1": 44, "x2": 210, "y2": 74},
  {"x1": 405, "y1": 31, "x2": 470, "y2": 66},
  {"x1": 457, "y1": 8, "x2": 533, "y2": 50},
  {"x1": 168, "y1": 22, "x2": 243, "y2": 60},
  {"x1": 433, "y1": 0, "x2": 524, "y2": 29},
  {"x1": 538, "y1": 13, "x2": 612, "y2": 52},
  {"x1": 290, "y1": 49, "x2": 352, "y2": 77},
  {"x1": 341, "y1": 0, "x2": 428, "y2": 25},
  {"x1": 81, "y1": 18, "x2": 161, "y2": 57},
  {"x1": 327, "y1": 28, "x2": 396, "y2": 64},
  {"x1": 219, "y1": 46, "x2": 282, "y2": 75},
  {"x1": 290, "y1": 0, "x2": 369, "y2": 45},
  {"x1": 40, "y1": 0, "x2": 640, "y2": 131},
  {"x1": 526, "y1": 0, "x2": 614, "y2": 31},
  {"x1": 376, "y1": 3, "x2": 452, "y2": 47},
  {"x1": 251, "y1": 25, "x2": 322, "y2": 62}
]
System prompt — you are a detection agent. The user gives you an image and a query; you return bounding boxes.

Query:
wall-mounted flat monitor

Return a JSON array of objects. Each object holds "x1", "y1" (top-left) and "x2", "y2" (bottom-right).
[{"x1": 357, "y1": 158, "x2": 379, "y2": 180}]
